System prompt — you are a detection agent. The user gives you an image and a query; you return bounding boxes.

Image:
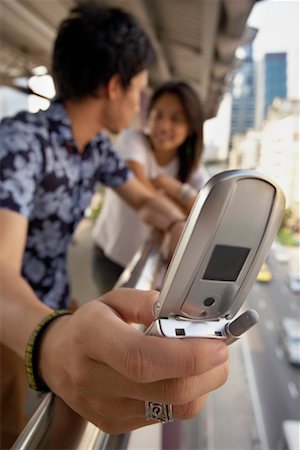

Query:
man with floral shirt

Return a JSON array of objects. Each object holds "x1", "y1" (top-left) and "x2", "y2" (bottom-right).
[
  {"x1": 1, "y1": 100, "x2": 144, "y2": 309},
  {"x1": 0, "y1": 3, "x2": 228, "y2": 447}
]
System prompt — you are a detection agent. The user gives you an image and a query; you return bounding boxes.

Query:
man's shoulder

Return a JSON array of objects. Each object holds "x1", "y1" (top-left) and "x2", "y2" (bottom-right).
[
  {"x1": 0, "y1": 108, "x2": 48, "y2": 136},
  {"x1": 116, "y1": 127, "x2": 149, "y2": 155}
]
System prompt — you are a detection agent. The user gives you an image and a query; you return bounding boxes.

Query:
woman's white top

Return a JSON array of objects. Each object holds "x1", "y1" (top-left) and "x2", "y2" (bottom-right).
[{"x1": 92, "y1": 128, "x2": 208, "y2": 267}]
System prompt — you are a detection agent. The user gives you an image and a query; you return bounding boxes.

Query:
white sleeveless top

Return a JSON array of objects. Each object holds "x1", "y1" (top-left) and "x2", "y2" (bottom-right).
[{"x1": 92, "y1": 128, "x2": 207, "y2": 266}]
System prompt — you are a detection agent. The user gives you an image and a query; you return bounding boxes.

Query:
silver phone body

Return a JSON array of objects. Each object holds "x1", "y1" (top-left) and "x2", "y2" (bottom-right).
[{"x1": 146, "y1": 170, "x2": 285, "y2": 340}]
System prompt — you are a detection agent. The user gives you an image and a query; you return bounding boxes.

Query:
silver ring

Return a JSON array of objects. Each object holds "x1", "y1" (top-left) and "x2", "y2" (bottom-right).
[{"x1": 145, "y1": 401, "x2": 173, "y2": 423}]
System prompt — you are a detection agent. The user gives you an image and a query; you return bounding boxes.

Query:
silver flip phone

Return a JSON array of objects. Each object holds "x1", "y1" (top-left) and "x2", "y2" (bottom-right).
[{"x1": 146, "y1": 170, "x2": 285, "y2": 344}]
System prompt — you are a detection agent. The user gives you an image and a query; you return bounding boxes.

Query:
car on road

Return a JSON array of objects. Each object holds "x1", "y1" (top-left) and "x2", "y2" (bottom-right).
[
  {"x1": 280, "y1": 318, "x2": 300, "y2": 366},
  {"x1": 256, "y1": 263, "x2": 272, "y2": 282}
]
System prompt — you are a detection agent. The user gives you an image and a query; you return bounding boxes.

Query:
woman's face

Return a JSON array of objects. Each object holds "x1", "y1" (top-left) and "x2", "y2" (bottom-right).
[{"x1": 147, "y1": 92, "x2": 190, "y2": 154}]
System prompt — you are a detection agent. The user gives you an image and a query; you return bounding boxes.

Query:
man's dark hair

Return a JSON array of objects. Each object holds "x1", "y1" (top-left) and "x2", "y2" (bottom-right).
[
  {"x1": 52, "y1": 2, "x2": 156, "y2": 100},
  {"x1": 147, "y1": 81, "x2": 204, "y2": 183}
]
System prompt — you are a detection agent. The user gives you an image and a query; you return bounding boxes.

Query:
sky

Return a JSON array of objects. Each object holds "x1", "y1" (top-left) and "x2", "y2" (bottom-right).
[
  {"x1": 247, "y1": 0, "x2": 299, "y2": 98},
  {"x1": 204, "y1": 0, "x2": 299, "y2": 156}
]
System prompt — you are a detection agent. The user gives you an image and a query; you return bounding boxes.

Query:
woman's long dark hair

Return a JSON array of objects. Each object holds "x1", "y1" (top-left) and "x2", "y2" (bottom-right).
[{"x1": 146, "y1": 81, "x2": 204, "y2": 183}]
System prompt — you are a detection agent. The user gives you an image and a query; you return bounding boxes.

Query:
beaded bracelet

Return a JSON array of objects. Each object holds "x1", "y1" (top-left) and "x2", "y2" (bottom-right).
[
  {"x1": 179, "y1": 183, "x2": 197, "y2": 207},
  {"x1": 25, "y1": 310, "x2": 72, "y2": 392}
]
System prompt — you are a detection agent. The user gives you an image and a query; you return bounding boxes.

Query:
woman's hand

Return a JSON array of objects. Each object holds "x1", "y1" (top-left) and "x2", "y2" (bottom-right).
[
  {"x1": 152, "y1": 174, "x2": 181, "y2": 196},
  {"x1": 167, "y1": 220, "x2": 186, "y2": 257},
  {"x1": 39, "y1": 288, "x2": 228, "y2": 434},
  {"x1": 152, "y1": 175, "x2": 197, "y2": 213}
]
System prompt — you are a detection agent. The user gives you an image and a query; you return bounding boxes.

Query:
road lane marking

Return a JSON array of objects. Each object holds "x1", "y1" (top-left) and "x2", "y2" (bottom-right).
[
  {"x1": 287, "y1": 382, "x2": 299, "y2": 399},
  {"x1": 265, "y1": 319, "x2": 274, "y2": 331},
  {"x1": 206, "y1": 395, "x2": 215, "y2": 450},
  {"x1": 241, "y1": 336, "x2": 269, "y2": 450}
]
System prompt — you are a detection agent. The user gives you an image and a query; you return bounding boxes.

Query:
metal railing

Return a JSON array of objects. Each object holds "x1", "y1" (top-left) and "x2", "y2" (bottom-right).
[{"x1": 12, "y1": 232, "x2": 165, "y2": 450}]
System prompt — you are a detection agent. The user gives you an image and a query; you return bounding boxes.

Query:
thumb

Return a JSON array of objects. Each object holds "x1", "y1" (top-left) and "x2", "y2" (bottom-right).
[{"x1": 100, "y1": 287, "x2": 159, "y2": 327}]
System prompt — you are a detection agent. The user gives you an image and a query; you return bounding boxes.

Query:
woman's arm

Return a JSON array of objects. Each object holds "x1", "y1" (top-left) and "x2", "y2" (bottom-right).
[
  {"x1": 115, "y1": 129, "x2": 196, "y2": 214},
  {"x1": 114, "y1": 176, "x2": 186, "y2": 258},
  {"x1": 125, "y1": 158, "x2": 197, "y2": 214},
  {"x1": 126, "y1": 159, "x2": 157, "y2": 192},
  {"x1": 152, "y1": 174, "x2": 198, "y2": 214},
  {"x1": 114, "y1": 176, "x2": 185, "y2": 229}
]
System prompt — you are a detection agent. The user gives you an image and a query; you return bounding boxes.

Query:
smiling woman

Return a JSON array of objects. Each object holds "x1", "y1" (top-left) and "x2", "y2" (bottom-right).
[{"x1": 92, "y1": 80, "x2": 208, "y2": 295}]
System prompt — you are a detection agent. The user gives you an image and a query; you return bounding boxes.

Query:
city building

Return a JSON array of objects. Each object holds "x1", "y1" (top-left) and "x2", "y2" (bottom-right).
[
  {"x1": 229, "y1": 41, "x2": 257, "y2": 143},
  {"x1": 229, "y1": 130, "x2": 260, "y2": 169},
  {"x1": 258, "y1": 98, "x2": 299, "y2": 212},
  {"x1": 264, "y1": 52, "x2": 287, "y2": 117},
  {"x1": 230, "y1": 98, "x2": 299, "y2": 215}
]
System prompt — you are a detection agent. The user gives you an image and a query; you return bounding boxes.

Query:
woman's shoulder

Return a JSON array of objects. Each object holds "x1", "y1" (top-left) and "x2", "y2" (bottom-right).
[
  {"x1": 117, "y1": 127, "x2": 147, "y2": 145},
  {"x1": 115, "y1": 127, "x2": 150, "y2": 159}
]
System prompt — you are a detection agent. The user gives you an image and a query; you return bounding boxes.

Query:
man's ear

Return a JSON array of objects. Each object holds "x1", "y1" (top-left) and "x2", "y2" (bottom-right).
[{"x1": 106, "y1": 74, "x2": 123, "y2": 99}]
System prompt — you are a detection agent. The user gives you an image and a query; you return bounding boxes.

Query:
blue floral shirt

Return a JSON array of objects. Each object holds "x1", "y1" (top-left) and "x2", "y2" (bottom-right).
[{"x1": 0, "y1": 100, "x2": 131, "y2": 309}]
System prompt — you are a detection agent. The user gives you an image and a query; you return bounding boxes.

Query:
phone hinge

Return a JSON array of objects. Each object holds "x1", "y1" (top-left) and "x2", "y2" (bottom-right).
[{"x1": 174, "y1": 314, "x2": 221, "y2": 323}]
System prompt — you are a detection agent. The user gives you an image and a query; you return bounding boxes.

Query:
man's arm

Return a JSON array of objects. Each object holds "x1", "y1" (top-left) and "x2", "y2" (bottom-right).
[
  {"x1": 125, "y1": 160, "x2": 157, "y2": 193},
  {"x1": 0, "y1": 209, "x2": 52, "y2": 357},
  {"x1": 114, "y1": 176, "x2": 185, "y2": 228},
  {"x1": 0, "y1": 208, "x2": 228, "y2": 433}
]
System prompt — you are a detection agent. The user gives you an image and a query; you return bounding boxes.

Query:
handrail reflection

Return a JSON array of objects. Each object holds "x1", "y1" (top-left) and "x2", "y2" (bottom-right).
[{"x1": 12, "y1": 231, "x2": 165, "y2": 450}]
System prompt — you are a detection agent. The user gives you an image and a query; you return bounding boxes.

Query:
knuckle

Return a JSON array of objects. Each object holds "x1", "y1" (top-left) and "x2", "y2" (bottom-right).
[
  {"x1": 123, "y1": 344, "x2": 151, "y2": 382},
  {"x1": 219, "y1": 362, "x2": 229, "y2": 387},
  {"x1": 93, "y1": 402, "x2": 123, "y2": 434},
  {"x1": 187, "y1": 347, "x2": 201, "y2": 375},
  {"x1": 163, "y1": 378, "x2": 192, "y2": 404},
  {"x1": 176, "y1": 400, "x2": 201, "y2": 420},
  {"x1": 96, "y1": 418, "x2": 119, "y2": 435}
]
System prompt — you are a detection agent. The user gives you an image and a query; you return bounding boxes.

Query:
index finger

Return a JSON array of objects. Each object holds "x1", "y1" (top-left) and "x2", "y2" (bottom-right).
[{"x1": 77, "y1": 290, "x2": 228, "y2": 383}]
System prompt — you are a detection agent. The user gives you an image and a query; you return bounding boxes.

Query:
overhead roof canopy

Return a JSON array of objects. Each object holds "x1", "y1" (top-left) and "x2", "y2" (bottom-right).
[{"x1": 0, "y1": 0, "x2": 259, "y2": 119}]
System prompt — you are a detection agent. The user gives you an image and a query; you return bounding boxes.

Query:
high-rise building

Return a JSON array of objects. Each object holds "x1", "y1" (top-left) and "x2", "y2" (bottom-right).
[
  {"x1": 229, "y1": 42, "x2": 256, "y2": 143},
  {"x1": 264, "y1": 52, "x2": 287, "y2": 117}
]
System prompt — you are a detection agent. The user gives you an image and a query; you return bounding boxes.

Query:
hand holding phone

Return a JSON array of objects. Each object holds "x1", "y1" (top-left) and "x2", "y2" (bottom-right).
[{"x1": 146, "y1": 170, "x2": 285, "y2": 344}]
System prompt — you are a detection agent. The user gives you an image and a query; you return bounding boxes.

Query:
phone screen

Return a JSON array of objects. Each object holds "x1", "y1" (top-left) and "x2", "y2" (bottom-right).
[{"x1": 203, "y1": 244, "x2": 250, "y2": 282}]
